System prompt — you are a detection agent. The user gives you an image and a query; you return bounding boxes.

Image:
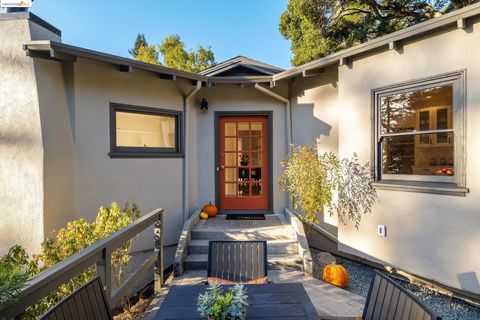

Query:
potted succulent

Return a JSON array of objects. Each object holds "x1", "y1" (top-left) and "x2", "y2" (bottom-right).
[{"x1": 197, "y1": 283, "x2": 248, "y2": 320}]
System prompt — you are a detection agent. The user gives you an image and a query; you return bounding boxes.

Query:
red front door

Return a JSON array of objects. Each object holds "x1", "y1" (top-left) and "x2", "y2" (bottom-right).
[{"x1": 219, "y1": 116, "x2": 268, "y2": 211}]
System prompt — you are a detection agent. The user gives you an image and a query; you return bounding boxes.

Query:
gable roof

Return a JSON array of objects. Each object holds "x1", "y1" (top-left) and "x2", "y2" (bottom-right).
[{"x1": 199, "y1": 55, "x2": 284, "y2": 77}]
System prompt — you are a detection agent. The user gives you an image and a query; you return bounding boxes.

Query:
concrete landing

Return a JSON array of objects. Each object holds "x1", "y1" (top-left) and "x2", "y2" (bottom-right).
[{"x1": 142, "y1": 269, "x2": 365, "y2": 319}]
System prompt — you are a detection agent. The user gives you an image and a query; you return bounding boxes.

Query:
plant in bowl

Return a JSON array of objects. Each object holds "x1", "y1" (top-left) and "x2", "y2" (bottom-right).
[{"x1": 197, "y1": 282, "x2": 248, "y2": 320}]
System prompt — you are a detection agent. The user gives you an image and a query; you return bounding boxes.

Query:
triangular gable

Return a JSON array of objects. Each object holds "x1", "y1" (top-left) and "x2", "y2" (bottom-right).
[{"x1": 200, "y1": 56, "x2": 284, "y2": 77}]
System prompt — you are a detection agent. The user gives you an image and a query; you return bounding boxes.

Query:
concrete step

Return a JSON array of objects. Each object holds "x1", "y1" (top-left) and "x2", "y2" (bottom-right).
[
  {"x1": 188, "y1": 239, "x2": 299, "y2": 255},
  {"x1": 191, "y1": 228, "x2": 296, "y2": 241},
  {"x1": 184, "y1": 253, "x2": 303, "y2": 271}
]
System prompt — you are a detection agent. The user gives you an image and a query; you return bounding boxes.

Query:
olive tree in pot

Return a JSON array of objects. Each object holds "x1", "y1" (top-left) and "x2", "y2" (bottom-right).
[{"x1": 279, "y1": 145, "x2": 377, "y2": 228}]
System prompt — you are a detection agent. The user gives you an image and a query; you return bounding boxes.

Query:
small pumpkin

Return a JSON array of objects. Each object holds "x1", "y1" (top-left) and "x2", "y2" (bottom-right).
[
  {"x1": 322, "y1": 263, "x2": 348, "y2": 288},
  {"x1": 200, "y1": 212, "x2": 209, "y2": 220},
  {"x1": 202, "y1": 202, "x2": 218, "y2": 218}
]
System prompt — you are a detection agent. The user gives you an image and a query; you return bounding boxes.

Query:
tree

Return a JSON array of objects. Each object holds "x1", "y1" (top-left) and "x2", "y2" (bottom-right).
[
  {"x1": 280, "y1": 0, "x2": 478, "y2": 66},
  {"x1": 128, "y1": 33, "x2": 148, "y2": 58},
  {"x1": 136, "y1": 43, "x2": 160, "y2": 65},
  {"x1": 158, "y1": 34, "x2": 216, "y2": 72}
]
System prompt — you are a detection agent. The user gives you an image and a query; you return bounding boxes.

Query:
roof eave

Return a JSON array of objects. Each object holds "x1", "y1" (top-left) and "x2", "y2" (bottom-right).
[
  {"x1": 273, "y1": 2, "x2": 480, "y2": 82},
  {"x1": 23, "y1": 40, "x2": 207, "y2": 82}
]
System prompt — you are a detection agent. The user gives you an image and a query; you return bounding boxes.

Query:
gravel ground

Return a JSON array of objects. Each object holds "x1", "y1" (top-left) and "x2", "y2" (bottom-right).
[{"x1": 311, "y1": 249, "x2": 480, "y2": 320}]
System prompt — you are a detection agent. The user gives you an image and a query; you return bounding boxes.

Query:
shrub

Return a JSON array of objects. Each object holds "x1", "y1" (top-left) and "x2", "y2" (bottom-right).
[
  {"x1": 2, "y1": 202, "x2": 140, "y2": 319},
  {"x1": 280, "y1": 145, "x2": 377, "y2": 228},
  {"x1": 0, "y1": 246, "x2": 34, "y2": 312}
]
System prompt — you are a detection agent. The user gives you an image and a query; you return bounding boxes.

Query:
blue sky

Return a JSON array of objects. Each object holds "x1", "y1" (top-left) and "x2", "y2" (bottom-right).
[{"x1": 31, "y1": 0, "x2": 292, "y2": 69}]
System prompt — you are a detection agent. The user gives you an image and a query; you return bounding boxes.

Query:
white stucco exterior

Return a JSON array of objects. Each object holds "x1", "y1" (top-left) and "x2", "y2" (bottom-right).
[{"x1": 1, "y1": 9, "x2": 480, "y2": 299}]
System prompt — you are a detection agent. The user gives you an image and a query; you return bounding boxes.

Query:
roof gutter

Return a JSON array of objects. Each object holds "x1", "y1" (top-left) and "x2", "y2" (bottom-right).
[{"x1": 183, "y1": 80, "x2": 202, "y2": 222}]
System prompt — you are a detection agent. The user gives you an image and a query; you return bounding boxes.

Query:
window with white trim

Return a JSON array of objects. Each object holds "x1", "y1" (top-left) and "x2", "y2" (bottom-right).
[{"x1": 374, "y1": 72, "x2": 465, "y2": 185}]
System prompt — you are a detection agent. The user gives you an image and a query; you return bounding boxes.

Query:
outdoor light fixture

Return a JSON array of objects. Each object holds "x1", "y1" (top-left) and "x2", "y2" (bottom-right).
[{"x1": 200, "y1": 98, "x2": 209, "y2": 111}]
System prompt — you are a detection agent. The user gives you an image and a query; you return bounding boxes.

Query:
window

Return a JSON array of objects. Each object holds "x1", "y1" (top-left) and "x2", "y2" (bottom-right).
[
  {"x1": 373, "y1": 72, "x2": 465, "y2": 185},
  {"x1": 110, "y1": 104, "x2": 182, "y2": 157}
]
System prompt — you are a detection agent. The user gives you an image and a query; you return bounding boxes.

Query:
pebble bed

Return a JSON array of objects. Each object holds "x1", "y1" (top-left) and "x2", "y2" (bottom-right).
[{"x1": 311, "y1": 250, "x2": 480, "y2": 320}]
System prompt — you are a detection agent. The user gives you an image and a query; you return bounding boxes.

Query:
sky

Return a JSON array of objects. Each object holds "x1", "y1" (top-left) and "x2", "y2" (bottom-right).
[{"x1": 29, "y1": 0, "x2": 293, "y2": 69}]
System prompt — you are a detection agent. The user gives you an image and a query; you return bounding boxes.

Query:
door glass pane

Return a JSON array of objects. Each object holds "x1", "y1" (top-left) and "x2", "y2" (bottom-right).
[
  {"x1": 238, "y1": 122, "x2": 249, "y2": 136},
  {"x1": 252, "y1": 183, "x2": 262, "y2": 196},
  {"x1": 238, "y1": 138, "x2": 250, "y2": 152},
  {"x1": 116, "y1": 112, "x2": 176, "y2": 148},
  {"x1": 238, "y1": 183, "x2": 250, "y2": 196},
  {"x1": 225, "y1": 138, "x2": 236, "y2": 151},
  {"x1": 225, "y1": 153, "x2": 237, "y2": 166},
  {"x1": 239, "y1": 168, "x2": 249, "y2": 181},
  {"x1": 251, "y1": 137, "x2": 262, "y2": 151},
  {"x1": 225, "y1": 168, "x2": 237, "y2": 182},
  {"x1": 251, "y1": 152, "x2": 262, "y2": 166},
  {"x1": 251, "y1": 122, "x2": 262, "y2": 135},
  {"x1": 383, "y1": 134, "x2": 454, "y2": 175},
  {"x1": 251, "y1": 168, "x2": 262, "y2": 181},
  {"x1": 225, "y1": 183, "x2": 236, "y2": 196},
  {"x1": 380, "y1": 85, "x2": 452, "y2": 134},
  {"x1": 225, "y1": 122, "x2": 236, "y2": 136},
  {"x1": 239, "y1": 154, "x2": 250, "y2": 166}
]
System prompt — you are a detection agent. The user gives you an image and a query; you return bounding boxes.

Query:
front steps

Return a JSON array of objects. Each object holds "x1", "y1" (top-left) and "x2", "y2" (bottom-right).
[{"x1": 183, "y1": 214, "x2": 304, "y2": 272}]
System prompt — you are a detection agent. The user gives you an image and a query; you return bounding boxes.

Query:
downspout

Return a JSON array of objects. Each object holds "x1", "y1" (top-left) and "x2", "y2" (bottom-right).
[
  {"x1": 254, "y1": 83, "x2": 293, "y2": 210},
  {"x1": 183, "y1": 80, "x2": 202, "y2": 222}
]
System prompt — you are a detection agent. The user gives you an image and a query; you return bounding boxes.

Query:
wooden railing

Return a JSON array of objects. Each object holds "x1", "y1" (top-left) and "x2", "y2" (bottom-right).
[{"x1": 0, "y1": 208, "x2": 164, "y2": 319}]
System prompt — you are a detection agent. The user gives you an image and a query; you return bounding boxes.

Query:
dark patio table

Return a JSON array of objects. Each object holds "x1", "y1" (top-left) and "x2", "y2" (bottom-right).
[{"x1": 155, "y1": 283, "x2": 320, "y2": 320}]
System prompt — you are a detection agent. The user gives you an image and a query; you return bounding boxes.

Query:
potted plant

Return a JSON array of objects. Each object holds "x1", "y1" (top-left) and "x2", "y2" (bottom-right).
[{"x1": 197, "y1": 283, "x2": 248, "y2": 320}]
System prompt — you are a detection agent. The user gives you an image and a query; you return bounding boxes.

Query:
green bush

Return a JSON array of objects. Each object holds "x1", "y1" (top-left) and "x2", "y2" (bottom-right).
[
  {"x1": 280, "y1": 145, "x2": 377, "y2": 227},
  {"x1": 1, "y1": 202, "x2": 140, "y2": 319}
]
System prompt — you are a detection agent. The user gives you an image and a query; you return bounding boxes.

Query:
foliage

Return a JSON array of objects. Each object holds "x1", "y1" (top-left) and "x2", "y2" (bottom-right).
[
  {"x1": 158, "y1": 34, "x2": 216, "y2": 72},
  {"x1": 4, "y1": 202, "x2": 140, "y2": 319},
  {"x1": 197, "y1": 283, "x2": 248, "y2": 320},
  {"x1": 136, "y1": 44, "x2": 160, "y2": 65},
  {"x1": 0, "y1": 246, "x2": 32, "y2": 311},
  {"x1": 279, "y1": 0, "x2": 478, "y2": 66},
  {"x1": 279, "y1": 145, "x2": 377, "y2": 228},
  {"x1": 129, "y1": 33, "x2": 216, "y2": 71},
  {"x1": 128, "y1": 33, "x2": 148, "y2": 58}
]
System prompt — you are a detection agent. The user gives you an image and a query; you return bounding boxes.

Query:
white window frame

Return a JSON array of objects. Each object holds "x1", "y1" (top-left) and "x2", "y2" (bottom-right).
[{"x1": 372, "y1": 71, "x2": 466, "y2": 186}]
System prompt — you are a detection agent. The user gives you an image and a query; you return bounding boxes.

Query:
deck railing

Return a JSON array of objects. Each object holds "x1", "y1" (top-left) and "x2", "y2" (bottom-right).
[{"x1": 0, "y1": 208, "x2": 164, "y2": 319}]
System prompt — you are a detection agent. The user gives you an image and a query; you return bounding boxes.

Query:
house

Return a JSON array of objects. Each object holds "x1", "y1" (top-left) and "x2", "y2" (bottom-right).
[{"x1": 1, "y1": 3, "x2": 480, "y2": 302}]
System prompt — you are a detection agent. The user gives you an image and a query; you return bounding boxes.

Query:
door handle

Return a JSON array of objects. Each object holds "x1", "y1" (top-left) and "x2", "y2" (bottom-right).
[{"x1": 216, "y1": 165, "x2": 225, "y2": 171}]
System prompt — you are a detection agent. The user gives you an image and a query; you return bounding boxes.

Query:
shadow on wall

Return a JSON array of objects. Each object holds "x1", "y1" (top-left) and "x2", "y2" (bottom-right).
[
  {"x1": 292, "y1": 102, "x2": 332, "y2": 147},
  {"x1": 457, "y1": 272, "x2": 480, "y2": 294}
]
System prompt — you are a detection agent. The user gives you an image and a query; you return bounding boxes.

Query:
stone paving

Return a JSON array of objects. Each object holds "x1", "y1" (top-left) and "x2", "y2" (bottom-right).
[{"x1": 142, "y1": 268, "x2": 365, "y2": 319}]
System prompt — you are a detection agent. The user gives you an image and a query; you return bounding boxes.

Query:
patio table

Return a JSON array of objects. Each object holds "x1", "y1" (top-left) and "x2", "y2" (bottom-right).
[{"x1": 155, "y1": 282, "x2": 320, "y2": 319}]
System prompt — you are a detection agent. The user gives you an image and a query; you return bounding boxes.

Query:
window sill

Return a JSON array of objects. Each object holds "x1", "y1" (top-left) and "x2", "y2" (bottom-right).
[
  {"x1": 373, "y1": 180, "x2": 469, "y2": 196},
  {"x1": 109, "y1": 152, "x2": 184, "y2": 159}
]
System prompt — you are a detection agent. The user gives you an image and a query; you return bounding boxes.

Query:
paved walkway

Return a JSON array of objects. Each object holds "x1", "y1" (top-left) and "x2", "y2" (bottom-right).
[{"x1": 142, "y1": 268, "x2": 365, "y2": 319}]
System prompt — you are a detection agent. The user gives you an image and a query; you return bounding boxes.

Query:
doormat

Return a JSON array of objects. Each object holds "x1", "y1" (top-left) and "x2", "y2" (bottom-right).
[{"x1": 226, "y1": 214, "x2": 266, "y2": 220}]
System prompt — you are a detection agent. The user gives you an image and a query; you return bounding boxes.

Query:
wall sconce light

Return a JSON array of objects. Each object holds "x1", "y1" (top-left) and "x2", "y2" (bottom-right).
[{"x1": 200, "y1": 98, "x2": 209, "y2": 111}]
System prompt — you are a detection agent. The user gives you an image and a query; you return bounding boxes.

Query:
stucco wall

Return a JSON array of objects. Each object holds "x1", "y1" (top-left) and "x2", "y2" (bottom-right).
[
  {"x1": 34, "y1": 59, "x2": 77, "y2": 239},
  {"x1": 188, "y1": 84, "x2": 289, "y2": 214},
  {"x1": 73, "y1": 58, "x2": 191, "y2": 249},
  {"x1": 0, "y1": 18, "x2": 44, "y2": 254},
  {"x1": 336, "y1": 19, "x2": 480, "y2": 295},
  {"x1": 290, "y1": 67, "x2": 340, "y2": 230}
]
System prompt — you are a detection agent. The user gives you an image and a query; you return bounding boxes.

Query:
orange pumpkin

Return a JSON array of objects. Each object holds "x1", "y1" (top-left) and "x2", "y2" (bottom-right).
[
  {"x1": 322, "y1": 263, "x2": 348, "y2": 288},
  {"x1": 202, "y1": 202, "x2": 218, "y2": 218}
]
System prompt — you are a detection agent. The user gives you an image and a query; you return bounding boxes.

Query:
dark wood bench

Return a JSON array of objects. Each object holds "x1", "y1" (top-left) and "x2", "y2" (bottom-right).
[
  {"x1": 207, "y1": 240, "x2": 268, "y2": 282},
  {"x1": 40, "y1": 277, "x2": 112, "y2": 320},
  {"x1": 322, "y1": 271, "x2": 441, "y2": 320}
]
